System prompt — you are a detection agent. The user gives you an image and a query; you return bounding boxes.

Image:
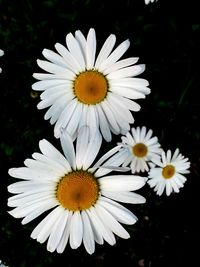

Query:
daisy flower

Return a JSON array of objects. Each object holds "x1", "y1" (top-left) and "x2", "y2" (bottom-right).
[
  {"x1": 8, "y1": 127, "x2": 146, "y2": 254},
  {"x1": 0, "y1": 49, "x2": 4, "y2": 73},
  {"x1": 32, "y1": 28, "x2": 150, "y2": 141},
  {"x1": 145, "y1": 0, "x2": 158, "y2": 5},
  {"x1": 147, "y1": 149, "x2": 190, "y2": 196},
  {"x1": 117, "y1": 126, "x2": 162, "y2": 173}
]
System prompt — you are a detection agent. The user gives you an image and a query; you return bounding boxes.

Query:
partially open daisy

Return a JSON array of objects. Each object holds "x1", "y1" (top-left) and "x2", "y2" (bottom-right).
[
  {"x1": 0, "y1": 49, "x2": 4, "y2": 73},
  {"x1": 147, "y1": 149, "x2": 190, "y2": 196},
  {"x1": 8, "y1": 128, "x2": 146, "y2": 254},
  {"x1": 32, "y1": 28, "x2": 150, "y2": 141},
  {"x1": 117, "y1": 126, "x2": 162, "y2": 173}
]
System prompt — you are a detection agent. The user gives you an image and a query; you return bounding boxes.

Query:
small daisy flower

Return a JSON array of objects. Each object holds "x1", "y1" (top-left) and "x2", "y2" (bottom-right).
[
  {"x1": 0, "y1": 49, "x2": 4, "y2": 73},
  {"x1": 117, "y1": 126, "x2": 162, "y2": 173},
  {"x1": 8, "y1": 128, "x2": 146, "y2": 254},
  {"x1": 147, "y1": 149, "x2": 190, "y2": 196},
  {"x1": 32, "y1": 28, "x2": 150, "y2": 141},
  {"x1": 145, "y1": 0, "x2": 158, "y2": 5}
]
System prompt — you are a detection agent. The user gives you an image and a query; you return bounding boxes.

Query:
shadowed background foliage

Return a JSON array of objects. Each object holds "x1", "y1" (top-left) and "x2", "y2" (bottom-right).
[{"x1": 0, "y1": 0, "x2": 200, "y2": 266}]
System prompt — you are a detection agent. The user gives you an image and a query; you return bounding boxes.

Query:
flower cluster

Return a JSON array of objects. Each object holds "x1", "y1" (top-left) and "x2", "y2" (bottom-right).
[{"x1": 7, "y1": 28, "x2": 190, "y2": 254}]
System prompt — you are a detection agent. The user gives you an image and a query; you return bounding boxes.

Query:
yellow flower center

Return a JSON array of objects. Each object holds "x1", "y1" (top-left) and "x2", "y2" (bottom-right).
[
  {"x1": 132, "y1": 143, "x2": 148, "y2": 158},
  {"x1": 56, "y1": 170, "x2": 99, "y2": 211},
  {"x1": 74, "y1": 70, "x2": 108, "y2": 104},
  {"x1": 162, "y1": 164, "x2": 175, "y2": 179}
]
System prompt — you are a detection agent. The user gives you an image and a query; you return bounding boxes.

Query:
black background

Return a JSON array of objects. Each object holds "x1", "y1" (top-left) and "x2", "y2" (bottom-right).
[{"x1": 0, "y1": 0, "x2": 200, "y2": 266}]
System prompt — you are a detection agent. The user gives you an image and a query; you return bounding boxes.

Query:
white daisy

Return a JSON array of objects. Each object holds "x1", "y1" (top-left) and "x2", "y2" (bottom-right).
[
  {"x1": 116, "y1": 126, "x2": 162, "y2": 173},
  {"x1": 8, "y1": 127, "x2": 146, "y2": 254},
  {"x1": 145, "y1": 0, "x2": 158, "y2": 5},
  {"x1": 0, "y1": 49, "x2": 4, "y2": 73},
  {"x1": 147, "y1": 149, "x2": 190, "y2": 196},
  {"x1": 32, "y1": 28, "x2": 150, "y2": 142}
]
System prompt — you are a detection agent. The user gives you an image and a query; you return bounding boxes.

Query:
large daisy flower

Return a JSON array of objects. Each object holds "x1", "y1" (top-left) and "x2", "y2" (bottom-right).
[
  {"x1": 32, "y1": 28, "x2": 150, "y2": 141},
  {"x1": 116, "y1": 126, "x2": 162, "y2": 173},
  {"x1": 147, "y1": 149, "x2": 190, "y2": 196},
  {"x1": 0, "y1": 49, "x2": 4, "y2": 73},
  {"x1": 8, "y1": 128, "x2": 146, "y2": 254}
]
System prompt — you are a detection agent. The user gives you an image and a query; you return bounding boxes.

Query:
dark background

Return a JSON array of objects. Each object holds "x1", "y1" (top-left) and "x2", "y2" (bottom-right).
[{"x1": 0, "y1": 0, "x2": 200, "y2": 266}]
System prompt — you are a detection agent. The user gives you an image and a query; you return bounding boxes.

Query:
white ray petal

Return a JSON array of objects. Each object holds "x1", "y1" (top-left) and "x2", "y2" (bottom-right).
[
  {"x1": 96, "y1": 104, "x2": 112, "y2": 142},
  {"x1": 47, "y1": 210, "x2": 69, "y2": 252},
  {"x1": 102, "y1": 190, "x2": 146, "y2": 204},
  {"x1": 95, "y1": 34, "x2": 116, "y2": 69},
  {"x1": 99, "y1": 196, "x2": 137, "y2": 224},
  {"x1": 39, "y1": 139, "x2": 71, "y2": 170},
  {"x1": 21, "y1": 200, "x2": 58, "y2": 225},
  {"x1": 60, "y1": 130, "x2": 76, "y2": 169},
  {"x1": 55, "y1": 42, "x2": 83, "y2": 72},
  {"x1": 86, "y1": 28, "x2": 96, "y2": 69},
  {"x1": 96, "y1": 204, "x2": 130, "y2": 239},
  {"x1": 82, "y1": 210, "x2": 95, "y2": 254},
  {"x1": 98, "y1": 39, "x2": 130, "y2": 71},
  {"x1": 30, "y1": 206, "x2": 63, "y2": 243},
  {"x1": 99, "y1": 175, "x2": 146, "y2": 191},
  {"x1": 32, "y1": 79, "x2": 67, "y2": 91},
  {"x1": 42, "y1": 48, "x2": 69, "y2": 68},
  {"x1": 82, "y1": 130, "x2": 102, "y2": 170},
  {"x1": 69, "y1": 211, "x2": 83, "y2": 249},
  {"x1": 37, "y1": 59, "x2": 74, "y2": 79},
  {"x1": 107, "y1": 64, "x2": 145, "y2": 79},
  {"x1": 86, "y1": 207, "x2": 116, "y2": 245},
  {"x1": 56, "y1": 211, "x2": 73, "y2": 253},
  {"x1": 104, "y1": 57, "x2": 139, "y2": 75},
  {"x1": 66, "y1": 32, "x2": 85, "y2": 70}
]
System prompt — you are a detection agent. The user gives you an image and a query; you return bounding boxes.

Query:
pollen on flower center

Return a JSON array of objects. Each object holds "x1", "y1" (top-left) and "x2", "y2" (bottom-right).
[
  {"x1": 74, "y1": 70, "x2": 108, "y2": 105},
  {"x1": 56, "y1": 170, "x2": 99, "y2": 211},
  {"x1": 132, "y1": 143, "x2": 148, "y2": 158},
  {"x1": 162, "y1": 164, "x2": 175, "y2": 179}
]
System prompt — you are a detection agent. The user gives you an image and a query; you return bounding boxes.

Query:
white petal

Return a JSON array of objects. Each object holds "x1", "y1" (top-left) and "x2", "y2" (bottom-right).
[
  {"x1": 55, "y1": 42, "x2": 82, "y2": 72},
  {"x1": 39, "y1": 139, "x2": 71, "y2": 171},
  {"x1": 95, "y1": 34, "x2": 116, "y2": 69},
  {"x1": 98, "y1": 39, "x2": 130, "y2": 72},
  {"x1": 22, "y1": 200, "x2": 58, "y2": 225},
  {"x1": 82, "y1": 210, "x2": 95, "y2": 254},
  {"x1": 92, "y1": 145, "x2": 121, "y2": 175},
  {"x1": 110, "y1": 86, "x2": 145, "y2": 100},
  {"x1": 99, "y1": 175, "x2": 146, "y2": 191},
  {"x1": 98, "y1": 196, "x2": 137, "y2": 225},
  {"x1": 42, "y1": 48, "x2": 69, "y2": 68},
  {"x1": 86, "y1": 28, "x2": 96, "y2": 69},
  {"x1": 95, "y1": 148, "x2": 128, "y2": 177},
  {"x1": 60, "y1": 130, "x2": 76, "y2": 169},
  {"x1": 66, "y1": 32, "x2": 85, "y2": 70},
  {"x1": 64, "y1": 102, "x2": 83, "y2": 138},
  {"x1": 69, "y1": 211, "x2": 83, "y2": 249},
  {"x1": 102, "y1": 190, "x2": 146, "y2": 204},
  {"x1": 104, "y1": 57, "x2": 139, "y2": 75},
  {"x1": 107, "y1": 64, "x2": 145, "y2": 79},
  {"x1": 96, "y1": 104, "x2": 112, "y2": 142},
  {"x1": 96, "y1": 204, "x2": 130, "y2": 239},
  {"x1": 56, "y1": 211, "x2": 73, "y2": 253},
  {"x1": 32, "y1": 79, "x2": 67, "y2": 91},
  {"x1": 82, "y1": 129, "x2": 102, "y2": 170},
  {"x1": 37, "y1": 59, "x2": 74, "y2": 79},
  {"x1": 101, "y1": 100, "x2": 120, "y2": 134},
  {"x1": 86, "y1": 207, "x2": 116, "y2": 245},
  {"x1": 31, "y1": 206, "x2": 64, "y2": 243},
  {"x1": 54, "y1": 99, "x2": 77, "y2": 138},
  {"x1": 47, "y1": 210, "x2": 69, "y2": 252}
]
